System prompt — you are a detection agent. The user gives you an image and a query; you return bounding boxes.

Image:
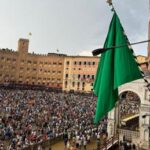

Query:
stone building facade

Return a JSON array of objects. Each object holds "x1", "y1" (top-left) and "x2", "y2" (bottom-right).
[
  {"x1": 63, "y1": 56, "x2": 99, "y2": 92},
  {"x1": 0, "y1": 38, "x2": 147, "y2": 92},
  {"x1": 0, "y1": 39, "x2": 66, "y2": 89},
  {"x1": 107, "y1": 78, "x2": 150, "y2": 149}
]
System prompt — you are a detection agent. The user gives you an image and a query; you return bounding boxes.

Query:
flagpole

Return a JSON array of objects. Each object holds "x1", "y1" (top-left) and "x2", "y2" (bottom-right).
[
  {"x1": 92, "y1": 40, "x2": 150, "y2": 56},
  {"x1": 93, "y1": 1, "x2": 150, "y2": 92},
  {"x1": 106, "y1": 1, "x2": 121, "y2": 149},
  {"x1": 106, "y1": 1, "x2": 120, "y2": 149}
]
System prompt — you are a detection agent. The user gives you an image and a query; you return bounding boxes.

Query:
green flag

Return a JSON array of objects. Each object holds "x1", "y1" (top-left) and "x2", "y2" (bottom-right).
[{"x1": 94, "y1": 13, "x2": 142, "y2": 124}]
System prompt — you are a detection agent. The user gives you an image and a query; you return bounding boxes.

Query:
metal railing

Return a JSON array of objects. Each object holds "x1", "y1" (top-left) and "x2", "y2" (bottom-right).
[
  {"x1": 118, "y1": 129, "x2": 140, "y2": 141},
  {"x1": 93, "y1": 135, "x2": 119, "y2": 150}
]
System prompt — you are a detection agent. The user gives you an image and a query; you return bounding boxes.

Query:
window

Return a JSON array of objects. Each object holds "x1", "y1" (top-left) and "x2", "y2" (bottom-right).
[
  {"x1": 79, "y1": 61, "x2": 82, "y2": 65},
  {"x1": 88, "y1": 62, "x2": 91, "y2": 65},
  {"x1": 92, "y1": 75, "x2": 95, "y2": 79},
  {"x1": 84, "y1": 61, "x2": 86, "y2": 65},
  {"x1": 66, "y1": 61, "x2": 70, "y2": 65},
  {"x1": 72, "y1": 82, "x2": 75, "y2": 87},
  {"x1": 7, "y1": 58, "x2": 10, "y2": 61},
  {"x1": 87, "y1": 75, "x2": 90, "y2": 78},
  {"x1": 83, "y1": 75, "x2": 86, "y2": 79},
  {"x1": 74, "y1": 61, "x2": 77, "y2": 65},
  {"x1": 66, "y1": 74, "x2": 68, "y2": 78},
  {"x1": 78, "y1": 74, "x2": 80, "y2": 79},
  {"x1": 27, "y1": 60, "x2": 32, "y2": 64},
  {"x1": 93, "y1": 62, "x2": 95, "y2": 65},
  {"x1": 82, "y1": 82, "x2": 85, "y2": 87}
]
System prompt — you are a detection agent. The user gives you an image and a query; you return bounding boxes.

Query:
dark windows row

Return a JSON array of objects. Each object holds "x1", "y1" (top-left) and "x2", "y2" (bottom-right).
[
  {"x1": 65, "y1": 81, "x2": 85, "y2": 88},
  {"x1": 1, "y1": 57, "x2": 16, "y2": 62},
  {"x1": 20, "y1": 68, "x2": 62, "y2": 73},
  {"x1": 27, "y1": 61, "x2": 62, "y2": 65},
  {"x1": 66, "y1": 61, "x2": 96, "y2": 65},
  {"x1": 0, "y1": 57, "x2": 63, "y2": 66},
  {"x1": 65, "y1": 74, "x2": 95, "y2": 79},
  {"x1": 19, "y1": 76, "x2": 61, "y2": 81},
  {"x1": 18, "y1": 81, "x2": 61, "y2": 86}
]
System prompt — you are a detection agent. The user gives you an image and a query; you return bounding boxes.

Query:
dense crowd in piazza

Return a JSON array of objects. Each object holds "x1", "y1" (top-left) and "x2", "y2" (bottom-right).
[
  {"x1": 0, "y1": 87, "x2": 140, "y2": 150},
  {"x1": 120, "y1": 100, "x2": 139, "y2": 119},
  {"x1": 0, "y1": 89, "x2": 107, "y2": 149}
]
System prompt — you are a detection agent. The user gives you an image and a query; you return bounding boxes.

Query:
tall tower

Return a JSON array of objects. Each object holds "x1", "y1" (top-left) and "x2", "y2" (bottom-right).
[
  {"x1": 148, "y1": 0, "x2": 150, "y2": 70},
  {"x1": 17, "y1": 38, "x2": 29, "y2": 54}
]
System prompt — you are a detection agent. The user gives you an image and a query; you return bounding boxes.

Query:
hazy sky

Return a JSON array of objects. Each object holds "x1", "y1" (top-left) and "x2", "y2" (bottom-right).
[{"x1": 0, "y1": 0, "x2": 149, "y2": 56}]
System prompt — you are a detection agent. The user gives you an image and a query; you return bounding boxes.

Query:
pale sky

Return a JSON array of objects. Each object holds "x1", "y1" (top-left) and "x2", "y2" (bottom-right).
[{"x1": 0, "y1": 0, "x2": 149, "y2": 56}]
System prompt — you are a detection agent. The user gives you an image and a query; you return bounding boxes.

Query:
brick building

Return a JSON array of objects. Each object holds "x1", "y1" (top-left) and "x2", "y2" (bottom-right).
[
  {"x1": 0, "y1": 38, "x2": 147, "y2": 92},
  {"x1": 63, "y1": 56, "x2": 99, "y2": 92},
  {"x1": 0, "y1": 39, "x2": 65, "y2": 89}
]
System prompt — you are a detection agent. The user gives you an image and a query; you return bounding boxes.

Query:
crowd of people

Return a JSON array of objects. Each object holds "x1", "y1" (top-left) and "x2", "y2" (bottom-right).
[
  {"x1": 119, "y1": 100, "x2": 139, "y2": 119},
  {"x1": 0, "y1": 88, "x2": 141, "y2": 150},
  {"x1": 0, "y1": 89, "x2": 107, "y2": 150}
]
